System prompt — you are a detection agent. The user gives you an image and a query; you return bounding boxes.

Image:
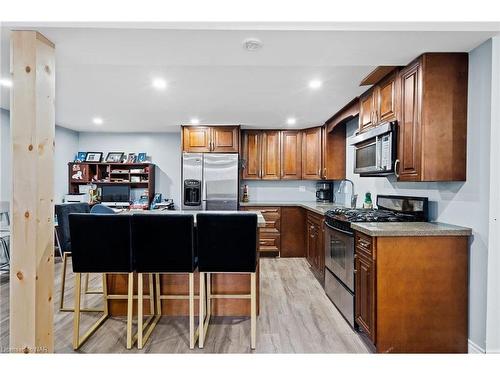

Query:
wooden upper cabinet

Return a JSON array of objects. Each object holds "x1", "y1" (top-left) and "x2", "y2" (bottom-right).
[
  {"x1": 359, "y1": 91, "x2": 375, "y2": 132},
  {"x1": 182, "y1": 126, "x2": 211, "y2": 152},
  {"x1": 241, "y1": 130, "x2": 261, "y2": 179},
  {"x1": 211, "y1": 126, "x2": 239, "y2": 153},
  {"x1": 241, "y1": 125, "x2": 345, "y2": 182},
  {"x1": 261, "y1": 131, "x2": 281, "y2": 180},
  {"x1": 301, "y1": 127, "x2": 322, "y2": 180},
  {"x1": 322, "y1": 125, "x2": 346, "y2": 180},
  {"x1": 182, "y1": 125, "x2": 240, "y2": 153},
  {"x1": 359, "y1": 69, "x2": 398, "y2": 133},
  {"x1": 376, "y1": 71, "x2": 398, "y2": 123},
  {"x1": 396, "y1": 53, "x2": 467, "y2": 182},
  {"x1": 280, "y1": 130, "x2": 302, "y2": 179},
  {"x1": 398, "y1": 60, "x2": 422, "y2": 180}
]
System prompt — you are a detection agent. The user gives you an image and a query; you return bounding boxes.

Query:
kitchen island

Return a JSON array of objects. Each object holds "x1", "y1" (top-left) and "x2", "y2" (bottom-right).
[{"x1": 106, "y1": 210, "x2": 265, "y2": 317}]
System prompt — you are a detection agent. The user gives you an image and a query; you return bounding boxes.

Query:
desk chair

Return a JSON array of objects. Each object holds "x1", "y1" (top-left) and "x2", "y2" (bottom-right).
[
  {"x1": 132, "y1": 214, "x2": 198, "y2": 349},
  {"x1": 196, "y1": 213, "x2": 258, "y2": 349},
  {"x1": 90, "y1": 204, "x2": 116, "y2": 214},
  {"x1": 55, "y1": 203, "x2": 103, "y2": 312},
  {"x1": 69, "y1": 213, "x2": 136, "y2": 350}
]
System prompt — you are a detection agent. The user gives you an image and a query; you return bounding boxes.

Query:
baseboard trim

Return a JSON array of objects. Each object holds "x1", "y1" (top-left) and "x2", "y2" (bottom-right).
[{"x1": 468, "y1": 339, "x2": 486, "y2": 354}]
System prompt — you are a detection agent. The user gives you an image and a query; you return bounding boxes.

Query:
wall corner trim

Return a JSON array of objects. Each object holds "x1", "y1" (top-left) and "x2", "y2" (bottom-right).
[{"x1": 468, "y1": 339, "x2": 486, "y2": 354}]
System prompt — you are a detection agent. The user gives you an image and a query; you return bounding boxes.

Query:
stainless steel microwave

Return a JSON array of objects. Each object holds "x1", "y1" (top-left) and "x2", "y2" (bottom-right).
[{"x1": 350, "y1": 121, "x2": 397, "y2": 176}]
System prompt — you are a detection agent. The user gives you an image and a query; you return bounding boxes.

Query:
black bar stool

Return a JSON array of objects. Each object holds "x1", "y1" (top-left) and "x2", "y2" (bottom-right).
[
  {"x1": 196, "y1": 212, "x2": 258, "y2": 349},
  {"x1": 55, "y1": 203, "x2": 103, "y2": 312},
  {"x1": 132, "y1": 213, "x2": 198, "y2": 349},
  {"x1": 69, "y1": 213, "x2": 136, "y2": 350}
]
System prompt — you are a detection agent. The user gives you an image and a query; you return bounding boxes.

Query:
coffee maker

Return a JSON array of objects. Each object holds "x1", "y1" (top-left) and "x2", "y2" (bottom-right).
[{"x1": 316, "y1": 181, "x2": 333, "y2": 203}]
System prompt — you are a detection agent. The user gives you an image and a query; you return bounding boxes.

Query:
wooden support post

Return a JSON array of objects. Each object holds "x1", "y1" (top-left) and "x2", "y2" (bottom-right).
[{"x1": 9, "y1": 31, "x2": 55, "y2": 353}]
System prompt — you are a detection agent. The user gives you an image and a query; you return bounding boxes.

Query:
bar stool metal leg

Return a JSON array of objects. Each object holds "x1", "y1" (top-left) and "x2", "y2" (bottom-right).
[
  {"x1": 84, "y1": 272, "x2": 104, "y2": 294},
  {"x1": 251, "y1": 272, "x2": 256, "y2": 350},
  {"x1": 60, "y1": 252, "x2": 69, "y2": 311},
  {"x1": 72, "y1": 273, "x2": 110, "y2": 350},
  {"x1": 60, "y1": 252, "x2": 104, "y2": 313},
  {"x1": 126, "y1": 272, "x2": 134, "y2": 349},
  {"x1": 189, "y1": 272, "x2": 195, "y2": 349},
  {"x1": 199, "y1": 271, "x2": 205, "y2": 348},
  {"x1": 136, "y1": 273, "x2": 161, "y2": 349}
]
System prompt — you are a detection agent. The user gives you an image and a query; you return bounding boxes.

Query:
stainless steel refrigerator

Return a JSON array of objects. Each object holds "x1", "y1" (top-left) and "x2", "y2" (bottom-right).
[{"x1": 181, "y1": 153, "x2": 239, "y2": 211}]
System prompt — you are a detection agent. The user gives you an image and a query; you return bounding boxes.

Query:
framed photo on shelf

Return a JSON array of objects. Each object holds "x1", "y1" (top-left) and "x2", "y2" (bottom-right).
[
  {"x1": 137, "y1": 152, "x2": 147, "y2": 163},
  {"x1": 126, "y1": 153, "x2": 137, "y2": 163},
  {"x1": 106, "y1": 152, "x2": 125, "y2": 163},
  {"x1": 75, "y1": 152, "x2": 87, "y2": 162},
  {"x1": 85, "y1": 152, "x2": 103, "y2": 163}
]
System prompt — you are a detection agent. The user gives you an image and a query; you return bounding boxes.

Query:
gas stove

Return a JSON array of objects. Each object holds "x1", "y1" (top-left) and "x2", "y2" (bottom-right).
[{"x1": 325, "y1": 195, "x2": 429, "y2": 233}]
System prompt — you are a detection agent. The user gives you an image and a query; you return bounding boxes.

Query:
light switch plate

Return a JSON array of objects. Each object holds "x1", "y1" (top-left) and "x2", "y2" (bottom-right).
[{"x1": 299, "y1": 185, "x2": 306, "y2": 192}]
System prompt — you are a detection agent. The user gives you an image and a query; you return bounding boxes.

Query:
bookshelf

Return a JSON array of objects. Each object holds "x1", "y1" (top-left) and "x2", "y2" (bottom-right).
[{"x1": 68, "y1": 162, "x2": 156, "y2": 205}]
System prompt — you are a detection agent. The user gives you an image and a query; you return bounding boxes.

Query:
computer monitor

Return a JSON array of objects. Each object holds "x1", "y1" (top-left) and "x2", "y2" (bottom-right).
[{"x1": 101, "y1": 185, "x2": 130, "y2": 203}]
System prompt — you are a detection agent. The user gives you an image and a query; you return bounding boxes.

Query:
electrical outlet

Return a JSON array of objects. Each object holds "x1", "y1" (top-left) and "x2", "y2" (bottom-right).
[{"x1": 299, "y1": 185, "x2": 306, "y2": 192}]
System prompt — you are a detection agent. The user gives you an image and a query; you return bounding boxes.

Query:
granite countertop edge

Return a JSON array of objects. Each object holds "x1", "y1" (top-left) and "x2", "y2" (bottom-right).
[
  {"x1": 350, "y1": 222, "x2": 472, "y2": 237},
  {"x1": 239, "y1": 201, "x2": 344, "y2": 215}
]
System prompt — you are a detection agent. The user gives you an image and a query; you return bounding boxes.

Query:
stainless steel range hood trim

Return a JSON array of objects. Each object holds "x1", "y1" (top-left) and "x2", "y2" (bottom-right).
[{"x1": 349, "y1": 122, "x2": 393, "y2": 145}]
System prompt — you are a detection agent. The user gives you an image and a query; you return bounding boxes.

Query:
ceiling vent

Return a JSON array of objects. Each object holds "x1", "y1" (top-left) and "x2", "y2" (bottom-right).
[{"x1": 243, "y1": 38, "x2": 263, "y2": 52}]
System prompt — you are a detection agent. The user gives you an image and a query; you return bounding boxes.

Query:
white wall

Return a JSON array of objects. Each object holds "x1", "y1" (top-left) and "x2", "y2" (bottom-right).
[
  {"x1": 77, "y1": 132, "x2": 181, "y2": 208},
  {"x1": 340, "y1": 39, "x2": 493, "y2": 351},
  {"x1": 54, "y1": 126, "x2": 79, "y2": 203},
  {"x1": 486, "y1": 35, "x2": 500, "y2": 354}
]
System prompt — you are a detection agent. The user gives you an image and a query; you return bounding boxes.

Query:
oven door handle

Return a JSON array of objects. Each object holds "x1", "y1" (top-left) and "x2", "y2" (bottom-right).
[{"x1": 325, "y1": 221, "x2": 354, "y2": 236}]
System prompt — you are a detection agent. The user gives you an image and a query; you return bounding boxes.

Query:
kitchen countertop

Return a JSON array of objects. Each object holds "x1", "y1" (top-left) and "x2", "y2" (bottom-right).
[
  {"x1": 126, "y1": 209, "x2": 266, "y2": 227},
  {"x1": 351, "y1": 222, "x2": 472, "y2": 237},
  {"x1": 239, "y1": 201, "x2": 345, "y2": 215}
]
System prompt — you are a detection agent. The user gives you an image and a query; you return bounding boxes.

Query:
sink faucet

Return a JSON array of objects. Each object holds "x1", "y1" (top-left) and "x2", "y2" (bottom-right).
[{"x1": 337, "y1": 179, "x2": 357, "y2": 208}]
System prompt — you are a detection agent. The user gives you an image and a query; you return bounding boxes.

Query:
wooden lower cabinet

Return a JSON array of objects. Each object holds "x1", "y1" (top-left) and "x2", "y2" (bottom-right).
[
  {"x1": 280, "y1": 207, "x2": 306, "y2": 257},
  {"x1": 354, "y1": 235, "x2": 376, "y2": 343},
  {"x1": 354, "y1": 231, "x2": 469, "y2": 353},
  {"x1": 306, "y1": 211, "x2": 325, "y2": 283},
  {"x1": 240, "y1": 206, "x2": 281, "y2": 257}
]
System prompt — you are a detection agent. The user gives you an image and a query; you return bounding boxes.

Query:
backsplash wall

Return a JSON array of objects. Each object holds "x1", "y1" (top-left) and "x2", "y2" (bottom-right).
[{"x1": 242, "y1": 180, "x2": 318, "y2": 202}]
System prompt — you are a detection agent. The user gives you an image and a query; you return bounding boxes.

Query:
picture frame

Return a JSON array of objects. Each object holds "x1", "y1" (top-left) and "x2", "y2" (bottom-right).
[
  {"x1": 137, "y1": 152, "x2": 147, "y2": 163},
  {"x1": 105, "y1": 152, "x2": 125, "y2": 163},
  {"x1": 75, "y1": 152, "x2": 87, "y2": 162},
  {"x1": 126, "y1": 153, "x2": 137, "y2": 164},
  {"x1": 85, "y1": 152, "x2": 103, "y2": 163}
]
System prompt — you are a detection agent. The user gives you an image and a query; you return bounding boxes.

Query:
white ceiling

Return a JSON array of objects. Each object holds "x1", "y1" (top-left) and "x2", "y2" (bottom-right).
[{"x1": 1, "y1": 24, "x2": 499, "y2": 132}]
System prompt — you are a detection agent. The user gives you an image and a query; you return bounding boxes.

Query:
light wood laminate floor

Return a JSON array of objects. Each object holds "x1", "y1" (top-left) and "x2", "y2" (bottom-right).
[{"x1": 0, "y1": 258, "x2": 369, "y2": 353}]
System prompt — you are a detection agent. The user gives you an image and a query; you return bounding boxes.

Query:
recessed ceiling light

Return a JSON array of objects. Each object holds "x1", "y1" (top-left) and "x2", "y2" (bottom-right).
[
  {"x1": 92, "y1": 117, "x2": 103, "y2": 126},
  {"x1": 0, "y1": 78, "x2": 12, "y2": 88},
  {"x1": 286, "y1": 118, "x2": 297, "y2": 126},
  {"x1": 243, "y1": 38, "x2": 263, "y2": 52},
  {"x1": 190, "y1": 118, "x2": 200, "y2": 125},
  {"x1": 152, "y1": 78, "x2": 167, "y2": 90},
  {"x1": 309, "y1": 79, "x2": 322, "y2": 89}
]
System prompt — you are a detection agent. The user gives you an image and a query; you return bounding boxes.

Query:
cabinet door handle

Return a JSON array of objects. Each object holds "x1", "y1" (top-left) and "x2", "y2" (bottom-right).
[
  {"x1": 323, "y1": 167, "x2": 327, "y2": 179},
  {"x1": 394, "y1": 159, "x2": 400, "y2": 178}
]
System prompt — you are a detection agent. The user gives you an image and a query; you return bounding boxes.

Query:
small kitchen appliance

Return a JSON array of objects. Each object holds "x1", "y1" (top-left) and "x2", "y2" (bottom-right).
[
  {"x1": 350, "y1": 121, "x2": 397, "y2": 176},
  {"x1": 315, "y1": 181, "x2": 334, "y2": 203}
]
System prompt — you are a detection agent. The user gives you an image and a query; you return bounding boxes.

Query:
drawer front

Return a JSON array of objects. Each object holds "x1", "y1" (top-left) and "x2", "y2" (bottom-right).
[
  {"x1": 259, "y1": 233, "x2": 280, "y2": 252},
  {"x1": 243, "y1": 206, "x2": 281, "y2": 233},
  {"x1": 355, "y1": 232, "x2": 373, "y2": 257},
  {"x1": 306, "y1": 211, "x2": 323, "y2": 226}
]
